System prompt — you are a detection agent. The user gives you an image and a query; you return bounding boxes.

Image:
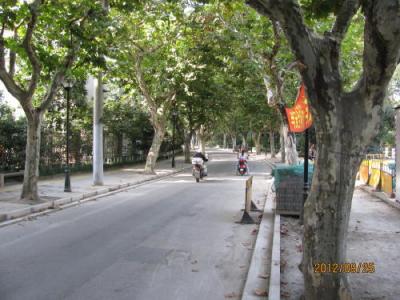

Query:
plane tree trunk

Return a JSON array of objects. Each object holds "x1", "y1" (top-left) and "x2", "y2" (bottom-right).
[
  {"x1": 184, "y1": 129, "x2": 194, "y2": 163},
  {"x1": 197, "y1": 125, "x2": 207, "y2": 154},
  {"x1": 269, "y1": 130, "x2": 276, "y2": 158},
  {"x1": 252, "y1": 132, "x2": 262, "y2": 155},
  {"x1": 231, "y1": 135, "x2": 237, "y2": 151},
  {"x1": 21, "y1": 111, "x2": 43, "y2": 201},
  {"x1": 144, "y1": 122, "x2": 166, "y2": 174},
  {"x1": 134, "y1": 52, "x2": 175, "y2": 174},
  {"x1": 281, "y1": 121, "x2": 298, "y2": 165}
]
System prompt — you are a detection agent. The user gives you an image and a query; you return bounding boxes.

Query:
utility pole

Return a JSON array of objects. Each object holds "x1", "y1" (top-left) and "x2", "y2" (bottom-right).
[
  {"x1": 93, "y1": 0, "x2": 108, "y2": 185},
  {"x1": 63, "y1": 80, "x2": 73, "y2": 192},
  {"x1": 93, "y1": 75, "x2": 104, "y2": 185}
]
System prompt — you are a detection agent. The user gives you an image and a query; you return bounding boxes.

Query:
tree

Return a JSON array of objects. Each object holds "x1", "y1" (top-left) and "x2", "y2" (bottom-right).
[
  {"x1": 109, "y1": 1, "x2": 186, "y2": 173},
  {"x1": 0, "y1": 0, "x2": 107, "y2": 200},
  {"x1": 246, "y1": 0, "x2": 400, "y2": 298},
  {"x1": 214, "y1": 0, "x2": 301, "y2": 162},
  {"x1": 159, "y1": 3, "x2": 235, "y2": 161}
]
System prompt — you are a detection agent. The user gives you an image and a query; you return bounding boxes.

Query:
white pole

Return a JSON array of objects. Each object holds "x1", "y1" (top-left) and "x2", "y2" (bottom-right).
[
  {"x1": 395, "y1": 106, "x2": 400, "y2": 201},
  {"x1": 93, "y1": 73, "x2": 104, "y2": 185},
  {"x1": 92, "y1": 0, "x2": 109, "y2": 185}
]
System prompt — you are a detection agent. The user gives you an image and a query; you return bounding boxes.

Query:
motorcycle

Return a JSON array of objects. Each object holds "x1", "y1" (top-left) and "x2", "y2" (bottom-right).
[
  {"x1": 237, "y1": 158, "x2": 248, "y2": 176},
  {"x1": 192, "y1": 157, "x2": 207, "y2": 182}
]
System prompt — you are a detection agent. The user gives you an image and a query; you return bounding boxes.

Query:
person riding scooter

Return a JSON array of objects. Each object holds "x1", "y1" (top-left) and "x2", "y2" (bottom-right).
[
  {"x1": 192, "y1": 150, "x2": 209, "y2": 179},
  {"x1": 237, "y1": 150, "x2": 249, "y2": 175}
]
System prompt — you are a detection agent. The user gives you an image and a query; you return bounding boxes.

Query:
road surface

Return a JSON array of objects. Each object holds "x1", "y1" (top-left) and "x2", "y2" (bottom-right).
[{"x1": 0, "y1": 152, "x2": 271, "y2": 300}]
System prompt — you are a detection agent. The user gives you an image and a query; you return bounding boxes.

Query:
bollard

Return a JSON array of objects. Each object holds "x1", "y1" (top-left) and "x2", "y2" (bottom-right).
[{"x1": 239, "y1": 176, "x2": 256, "y2": 224}]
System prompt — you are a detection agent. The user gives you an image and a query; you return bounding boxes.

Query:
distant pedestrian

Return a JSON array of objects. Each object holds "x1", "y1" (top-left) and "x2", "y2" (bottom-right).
[{"x1": 309, "y1": 144, "x2": 317, "y2": 161}]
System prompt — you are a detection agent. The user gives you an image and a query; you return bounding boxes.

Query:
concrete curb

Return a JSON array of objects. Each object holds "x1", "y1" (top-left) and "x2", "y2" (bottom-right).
[
  {"x1": 0, "y1": 168, "x2": 188, "y2": 227},
  {"x1": 264, "y1": 160, "x2": 278, "y2": 170},
  {"x1": 358, "y1": 185, "x2": 400, "y2": 210},
  {"x1": 269, "y1": 213, "x2": 281, "y2": 300},
  {"x1": 241, "y1": 182, "x2": 273, "y2": 300}
]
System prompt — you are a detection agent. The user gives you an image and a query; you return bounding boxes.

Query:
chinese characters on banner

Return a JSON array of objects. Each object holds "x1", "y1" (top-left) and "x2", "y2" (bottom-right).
[{"x1": 285, "y1": 83, "x2": 313, "y2": 132}]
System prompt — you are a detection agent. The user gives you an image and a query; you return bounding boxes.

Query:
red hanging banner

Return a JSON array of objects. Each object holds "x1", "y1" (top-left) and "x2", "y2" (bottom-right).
[{"x1": 285, "y1": 84, "x2": 313, "y2": 133}]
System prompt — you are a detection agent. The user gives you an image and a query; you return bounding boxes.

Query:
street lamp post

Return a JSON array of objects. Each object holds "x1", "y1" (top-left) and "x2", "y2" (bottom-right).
[
  {"x1": 63, "y1": 79, "x2": 73, "y2": 192},
  {"x1": 172, "y1": 110, "x2": 178, "y2": 168}
]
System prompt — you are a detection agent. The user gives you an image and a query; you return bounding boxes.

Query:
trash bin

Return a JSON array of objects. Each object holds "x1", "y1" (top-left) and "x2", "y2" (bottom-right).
[{"x1": 272, "y1": 163, "x2": 314, "y2": 216}]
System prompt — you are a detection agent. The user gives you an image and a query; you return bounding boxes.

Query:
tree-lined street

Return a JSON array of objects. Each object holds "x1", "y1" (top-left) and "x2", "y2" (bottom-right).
[{"x1": 1, "y1": 0, "x2": 400, "y2": 299}]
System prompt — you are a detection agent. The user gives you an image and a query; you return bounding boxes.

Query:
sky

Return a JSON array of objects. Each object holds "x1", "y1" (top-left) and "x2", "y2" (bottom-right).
[{"x1": 0, "y1": 82, "x2": 24, "y2": 118}]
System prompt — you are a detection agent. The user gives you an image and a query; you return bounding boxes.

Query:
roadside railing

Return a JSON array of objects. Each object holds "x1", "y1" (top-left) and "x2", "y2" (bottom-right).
[{"x1": 359, "y1": 156, "x2": 395, "y2": 198}]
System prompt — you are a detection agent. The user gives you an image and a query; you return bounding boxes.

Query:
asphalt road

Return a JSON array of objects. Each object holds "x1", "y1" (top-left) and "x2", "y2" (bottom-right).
[{"x1": 0, "y1": 152, "x2": 271, "y2": 300}]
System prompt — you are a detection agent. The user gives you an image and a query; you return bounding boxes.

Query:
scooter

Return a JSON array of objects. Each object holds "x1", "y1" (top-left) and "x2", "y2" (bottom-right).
[
  {"x1": 192, "y1": 157, "x2": 207, "y2": 182},
  {"x1": 237, "y1": 158, "x2": 248, "y2": 176}
]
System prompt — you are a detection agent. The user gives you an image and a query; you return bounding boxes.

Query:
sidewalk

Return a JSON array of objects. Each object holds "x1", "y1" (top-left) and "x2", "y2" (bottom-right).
[
  {"x1": 0, "y1": 156, "x2": 191, "y2": 223},
  {"x1": 356, "y1": 181, "x2": 400, "y2": 210}
]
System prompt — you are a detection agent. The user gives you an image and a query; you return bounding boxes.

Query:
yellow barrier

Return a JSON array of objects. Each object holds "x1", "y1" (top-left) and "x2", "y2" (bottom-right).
[
  {"x1": 359, "y1": 158, "x2": 395, "y2": 197},
  {"x1": 360, "y1": 160, "x2": 369, "y2": 184},
  {"x1": 368, "y1": 159, "x2": 382, "y2": 189},
  {"x1": 381, "y1": 162, "x2": 395, "y2": 197}
]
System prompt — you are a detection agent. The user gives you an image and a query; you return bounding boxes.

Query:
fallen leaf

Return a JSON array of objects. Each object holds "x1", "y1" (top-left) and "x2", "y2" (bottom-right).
[
  {"x1": 258, "y1": 274, "x2": 269, "y2": 279},
  {"x1": 281, "y1": 259, "x2": 287, "y2": 269},
  {"x1": 224, "y1": 292, "x2": 239, "y2": 298},
  {"x1": 281, "y1": 281, "x2": 288, "y2": 285},
  {"x1": 296, "y1": 243, "x2": 303, "y2": 252},
  {"x1": 280, "y1": 227, "x2": 289, "y2": 235},
  {"x1": 254, "y1": 289, "x2": 268, "y2": 296},
  {"x1": 281, "y1": 291, "x2": 290, "y2": 298},
  {"x1": 251, "y1": 229, "x2": 258, "y2": 235},
  {"x1": 239, "y1": 265, "x2": 246, "y2": 269}
]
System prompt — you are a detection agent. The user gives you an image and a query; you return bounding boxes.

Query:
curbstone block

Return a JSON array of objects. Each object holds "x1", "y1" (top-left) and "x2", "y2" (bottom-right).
[
  {"x1": 7, "y1": 207, "x2": 32, "y2": 220},
  {"x1": 83, "y1": 191, "x2": 97, "y2": 198},
  {"x1": 0, "y1": 214, "x2": 7, "y2": 222},
  {"x1": 109, "y1": 186, "x2": 120, "y2": 192},
  {"x1": 31, "y1": 202, "x2": 52, "y2": 213},
  {"x1": 96, "y1": 188, "x2": 110, "y2": 195},
  {"x1": 71, "y1": 195, "x2": 84, "y2": 202},
  {"x1": 54, "y1": 197, "x2": 72, "y2": 207}
]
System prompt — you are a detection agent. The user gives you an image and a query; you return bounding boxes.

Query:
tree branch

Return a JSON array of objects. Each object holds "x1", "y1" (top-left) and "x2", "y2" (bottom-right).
[
  {"x1": 8, "y1": 29, "x2": 18, "y2": 77},
  {"x1": 39, "y1": 42, "x2": 79, "y2": 111},
  {"x1": 23, "y1": 0, "x2": 43, "y2": 99},
  {"x1": 331, "y1": 0, "x2": 361, "y2": 43},
  {"x1": 0, "y1": 23, "x2": 28, "y2": 101},
  {"x1": 134, "y1": 53, "x2": 157, "y2": 114},
  {"x1": 246, "y1": 0, "x2": 318, "y2": 75},
  {"x1": 265, "y1": 21, "x2": 281, "y2": 62},
  {"x1": 357, "y1": 0, "x2": 400, "y2": 100}
]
